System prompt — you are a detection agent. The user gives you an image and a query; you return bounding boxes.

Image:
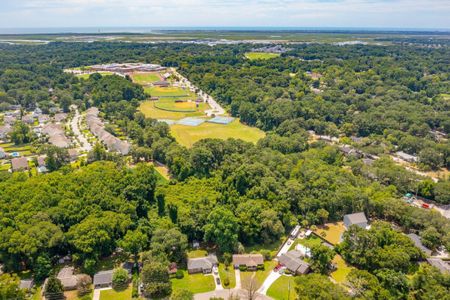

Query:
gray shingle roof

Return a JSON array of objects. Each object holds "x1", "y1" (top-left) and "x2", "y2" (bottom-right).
[
  {"x1": 279, "y1": 250, "x2": 310, "y2": 274},
  {"x1": 344, "y1": 212, "x2": 368, "y2": 228},
  {"x1": 426, "y1": 258, "x2": 450, "y2": 274},
  {"x1": 232, "y1": 254, "x2": 264, "y2": 267},
  {"x1": 93, "y1": 270, "x2": 114, "y2": 286},
  {"x1": 187, "y1": 255, "x2": 218, "y2": 271}
]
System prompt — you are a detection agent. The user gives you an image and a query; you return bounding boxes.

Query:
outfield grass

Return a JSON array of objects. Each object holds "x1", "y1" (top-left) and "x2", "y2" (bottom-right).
[
  {"x1": 171, "y1": 270, "x2": 215, "y2": 294},
  {"x1": 99, "y1": 286, "x2": 132, "y2": 300},
  {"x1": 330, "y1": 255, "x2": 353, "y2": 283},
  {"x1": 245, "y1": 52, "x2": 281, "y2": 60},
  {"x1": 171, "y1": 120, "x2": 265, "y2": 148},
  {"x1": 218, "y1": 264, "x2": 236, "y2": 288},
  {"x1": 267, "y1": 276, "x2": 297, "y2": 300},
  {"x1": 131, "y1": 72, "x2": 162, "y2": 85},
  {"x1": 314, "y1": 222, "x2": 345, "y2": 245},
  {"x1": 154, "y1": 98, "x2": 207, "y2": 113},
  {"x1": 144, "y1": 86, "x2": 194, "y2": 97},
  {"x1": 139, "y1": 100, "x2": 207, "y2": 119}
]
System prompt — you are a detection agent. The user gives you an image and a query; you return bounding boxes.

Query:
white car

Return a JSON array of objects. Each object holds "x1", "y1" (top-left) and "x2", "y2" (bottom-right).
[{"x1": 213, "y1": 266, "x2": 219, "y2": 274}]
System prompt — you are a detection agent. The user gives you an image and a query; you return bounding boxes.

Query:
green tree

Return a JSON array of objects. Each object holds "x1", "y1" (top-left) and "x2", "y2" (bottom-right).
[
  {"x1": 0, "y1": 273, "x2": 26, "y2": 300},
  {"x1": 44, "y1": 275, "x2": 64, "y2": 300},
  {"x1": 112, "y1": 268, "x2": 129, "y2": 290},
  {"x1": 295, "y1": 274, "x2": 348, "y2": 300},
  {"x1": 204, "y1": 207, "x2": 239, "y2": 253},
  {"x1": 43, "y1": 145, "x2": 70, "y2": 171},
  {"x1": 420, "y1": 227, "x2": 442, "y2": 250},
  {"x1": 170, "y1": 289, "x2": 193, "y2": 300},
  {"x1": 310, "y1": 244, "x2": 335, "y2": 274},
  {"x1": 34, "y1": 254, "x2": 52, "y2": 281},
  {"x1": 141, "y1": 262, "x2": 172, "y2": 298},
  {"x1": 10, "y1": 121, "x2": 33, "y2": 145},
  {"x1": 151, "y1": 228, "x2": 188, "y2": 264},
  {"x1": 119, "y1": 229, "x2": 148, "y2": 265}
]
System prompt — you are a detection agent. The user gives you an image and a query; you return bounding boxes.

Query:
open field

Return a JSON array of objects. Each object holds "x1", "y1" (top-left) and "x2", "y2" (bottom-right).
[
  {"x1": 131, "y1": 72, "x2": 162, "y2": 85},
  {"x1": 245, "y1": 52, "x2": 281, "y2": 60},
  {"x1": 267, "y1": 276, "x2": 297, "y2": 300},
  {"x1": 139, "y1": 100, "x2": 207, "y2": 119},
  {"x1": 314, "y1": 222, "x2": 345, "y2": 245},
  {"x1": 99, "y1": 286, "x2": 132, "y2": 300},
  {"x1": 171, "y1": 120, "x2": 265, "y2": 148},
  {"x1": 171, "y1": 270, "x2": 215, "y2": 294},
  {"x1": 330, "y1": 255, "x2": 353, "y2": 283},
  {"x1": 144, "y1": 86, "x2": 194, "y2": 98},
  {"x1": 154, "y1": 98, "x2": 207, "y2": 113}
]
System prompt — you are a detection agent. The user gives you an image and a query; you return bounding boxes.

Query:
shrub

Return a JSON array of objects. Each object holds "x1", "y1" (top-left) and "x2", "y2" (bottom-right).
[
  {"x1": 44, "y1": 276, "x2": 64, "y2": 300},
  {"x1": 223, "y1": 276, "x2": 230, "y2": 287},
  {"x1": 257, "y1": 264, "x2": 265, "y2": 271},
  {"x1": 112, "y1": 268, "x2": 129, "y2": 290},
  {"x1": 260, "y1": 250, "x2": 272, "y2": 261},
  {"x1": 239, "y1": 265, "x2": 247, "y2": 272},
  {"x1": 76, "y1": 274, "x2": 92, "y2": 297},
  {"x1": 175, "y1": 270, "x2": 184, "y2": 279}
]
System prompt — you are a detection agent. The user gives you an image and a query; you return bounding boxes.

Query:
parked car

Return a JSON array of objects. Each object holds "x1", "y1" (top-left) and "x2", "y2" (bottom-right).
[
  {"x1": 216, "y1": 277, "x2": 221, "y2": 285},
  {"x1": 213, "y1": 266, "x2": 218, "y2": 274}
]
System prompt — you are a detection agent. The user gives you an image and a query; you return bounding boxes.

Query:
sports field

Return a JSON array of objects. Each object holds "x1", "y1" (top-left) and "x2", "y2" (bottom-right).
[
  {"x1": 170, "y1": 119, "x2": 265, "y2": 147},
  {"x1": 139, "y1": 100, "x2": 209, "y2": 119},
  {"x1": 245, "y1": 52, "x2": 281, "y2": 60},
  {"x1": 144, "y1": 86, "x2": 194, "y2": 97},
  {"x1": 131, "y1": 72, "x2": 161, "y2": 85}
]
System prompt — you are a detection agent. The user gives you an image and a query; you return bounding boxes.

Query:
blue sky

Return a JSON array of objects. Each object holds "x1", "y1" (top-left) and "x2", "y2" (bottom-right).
[{"x1": 0, "y1": 0, "x2": 449, "y2": 29}]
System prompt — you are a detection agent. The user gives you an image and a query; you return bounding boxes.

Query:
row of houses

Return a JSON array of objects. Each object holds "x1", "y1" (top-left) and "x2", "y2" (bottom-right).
[
  {"x1": 187, "y1": 254, "x2": 267, "y2": 274},
  {"x1": 85, "y1": 108, "x2": 131, "y2": 155},
  {"x1": 90, "y1": 63, "x2": 166, "y2": 74},
  {"x1": 42, "y1": 123, "x2": 71, "y2": 148}
]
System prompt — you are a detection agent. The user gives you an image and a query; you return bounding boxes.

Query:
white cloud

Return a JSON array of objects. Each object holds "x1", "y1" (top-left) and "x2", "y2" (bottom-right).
[{"x1": 0, "y1": 0, "x2": 449, "y2": 29}]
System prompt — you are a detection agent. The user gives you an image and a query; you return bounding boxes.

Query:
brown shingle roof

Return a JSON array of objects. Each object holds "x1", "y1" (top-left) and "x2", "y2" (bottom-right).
[{"x1": 232, "y1": 254, "x2": 264, "y2": 267}]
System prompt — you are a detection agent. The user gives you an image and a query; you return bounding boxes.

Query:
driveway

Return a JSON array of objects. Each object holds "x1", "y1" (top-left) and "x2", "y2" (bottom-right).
[
  {"x1": 276, "y1": 238, "x2": 294, "y2": 258},
  {"x1": 92, "y1": 287, "x2": 111, "y2": 300},
  {"x1": 235, "y1": 268, "x2": 242, "y2": 289},
  {"x1": 258, "y1": 271, "x2": 282, "y2": 295},
  {"x1": 70, "y1": 107, "x2": 92, "y2": 152},
  {"x1": 212, "y1": 268, "x2": 223, "y2": 291}
]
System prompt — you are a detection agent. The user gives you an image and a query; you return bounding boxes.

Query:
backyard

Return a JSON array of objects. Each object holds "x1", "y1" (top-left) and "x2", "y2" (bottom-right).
[
  {"x1": 171, "y1": 270, "x2": 216, "y2": 294},
  {"x1": 314, "y1": 222, "x2": 345, "y2": 245},
  {"x1": 330, "y1": 254, "x2": 353, "y2": 284},
  {"x1": 170, "y1": 119, "x2": 265, "y2": 148}
]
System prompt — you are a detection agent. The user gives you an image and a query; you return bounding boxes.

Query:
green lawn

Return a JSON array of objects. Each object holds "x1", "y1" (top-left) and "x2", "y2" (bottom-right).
[
  {"x1": 131, "y1": 72, "x2": 162, "y2": 85},
  {"x1": 240, "y1": 261, "x2": 277, "y2": 289},
  {"x1": 144, "y1": 86, "x2": 194, "y2": 97},
  {"x1": 0, "y1": 142, "x2": 34, "y2": 156},
  {"x1": 171, "y1": 119, "x2": 265, "y2": 148},
  {"x1": 99, "y1": 286, "x2": 132, "y2": 300},
  {"x1": 187, "y1": 249, "x2": 208, "y2": 258},
  {"x1": 76, "y1": 71, "x2": 114, "y2": 80},
  {"x1": 330, "y1": 255, "x2": 353, "y2": 283},
  {"x1": 267, "y1": 276, "x2": 297, "y2": 300},
  {"x1": 171, "y1": 270, "x2": 215, "y2": 294},
  {"x1": 246, "y1": 237, "x2": 285, "y2": 258},
  {"x1": 65, "y1": 289, "x2": 93, "y2": 300},
  {"x1": 218, "y1": 264, "x2": 236, "y2": 288},
  {"x1": 245, "y1": 52, "x2": 281, "y2": 60},
  {"x1": 139, "y1": 100, "x2": 207, "y2": 120}
]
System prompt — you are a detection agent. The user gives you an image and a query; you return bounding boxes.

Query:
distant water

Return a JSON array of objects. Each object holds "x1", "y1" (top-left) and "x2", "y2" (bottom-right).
[{"x1": 0, "y1": 26, "x2": 449, "y2": 35}]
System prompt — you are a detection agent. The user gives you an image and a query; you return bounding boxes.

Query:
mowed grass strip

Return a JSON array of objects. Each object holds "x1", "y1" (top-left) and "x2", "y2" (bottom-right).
[
  {"x1": 131, "y1": 72, "x2": 161, "y2": 85},
  {"x1": 170, "y1": 120, "x2": 265, "y2": 148},
  {"x1": 267, "y1": 275, "x2": 297, "y2": 300},
  {"x1": 171, "y1": 270, "x2": 215, "y2": 294},
  {"x1": 144, "y1": 86, "x2": 194, "y2": 97},
  {"x1": 99, "y1": 285, "x2": 132, "y2": 300},
  {"x1": 245, "y1": 52, "x2": 281, "y2": 60},
  {"x1": 139, "y1": 100, "x2": 208, "y2": 120}
]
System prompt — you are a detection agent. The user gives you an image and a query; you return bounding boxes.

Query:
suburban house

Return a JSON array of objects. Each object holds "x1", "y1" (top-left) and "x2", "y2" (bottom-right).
[
  {"x1": 68, "y1": 149, "x2": 79, "y2": 161},
  {"x1": 42, "y1": 123, "x2": 71, "y2": 148},
  {"x1": 57, "y1": 267, "x2": 85, "y2": 291},
  {"x1": 11, "y1": 157, "x2": 29, "y2": 172},
  {"x1": 22, "y1": 115, "x2": 35, "y2": 124},
  {"x1": 279, "y1": 250, "x2": 310, "y2": 275},
  {"x1": 344, "y1": 212, "x2": 368, "y2": 229},
  {"x1": 407, "y1": 233, "x2": 432, "y2": 256},
  {"x1": 187, "y1": 255, "x2": 218, "y2": 274},
  {"x1": 232, "y1": 254, "x2": 264, "y2": 271},
  {"x1": 93, "y1": 270, "x2": 114, "y2": 288},
  {"x1": 426, "y1": 258, "x2": 450, "y2": 274},
  {"x1": 36, "y1": 156, "x2": 48, "y2": 173},
  {"x1": 54, "y1": 113, "x2": 68, "y2": 123}
]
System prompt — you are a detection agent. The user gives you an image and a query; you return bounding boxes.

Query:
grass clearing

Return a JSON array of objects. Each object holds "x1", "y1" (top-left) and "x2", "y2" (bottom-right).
[
  {"x1": 246, "y1": 237, "x2": 285, "y2": 258},
  {"x1": 330, "y1": 255, "x2": 353, "y2": 283},
  {"x1": 267, "y1": 276, "x2": 297, "y2": 300},
  {"x1": 245, "y1": 52, "x2": 281, "y2": 60},
  {"x1": 171, "y1": 270, "x2": 215, "y2": 294},
  {"x1": 218, "y1": 264, "x2": 236, "y2": 288},
  {"x1": 187, "y1": 249, "x2": 208, "y2": 258},
  {"x1": 314, "y1": 222, "x2": 345, "y2": 245},
  {"x1": 76, "y1": 71, "x2": 114, "y2": 80},
  {"x1": 131, "y1": 72, "x2": 162, "y2": 85},
  {"x1": 171, "y1": 119, "x2": 265, "y2": 148},
  {"x1": 64, "y1": 289, "x2": 93, "y2": 300},
  {"x1": 99, "y1": 286, "x2": 132, "y2": 300}
]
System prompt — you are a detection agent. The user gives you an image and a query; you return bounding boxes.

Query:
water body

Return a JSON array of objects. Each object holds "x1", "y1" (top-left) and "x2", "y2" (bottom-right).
[{"x1": 0, "y1": 26, "x2": 449, "y2": 35}]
